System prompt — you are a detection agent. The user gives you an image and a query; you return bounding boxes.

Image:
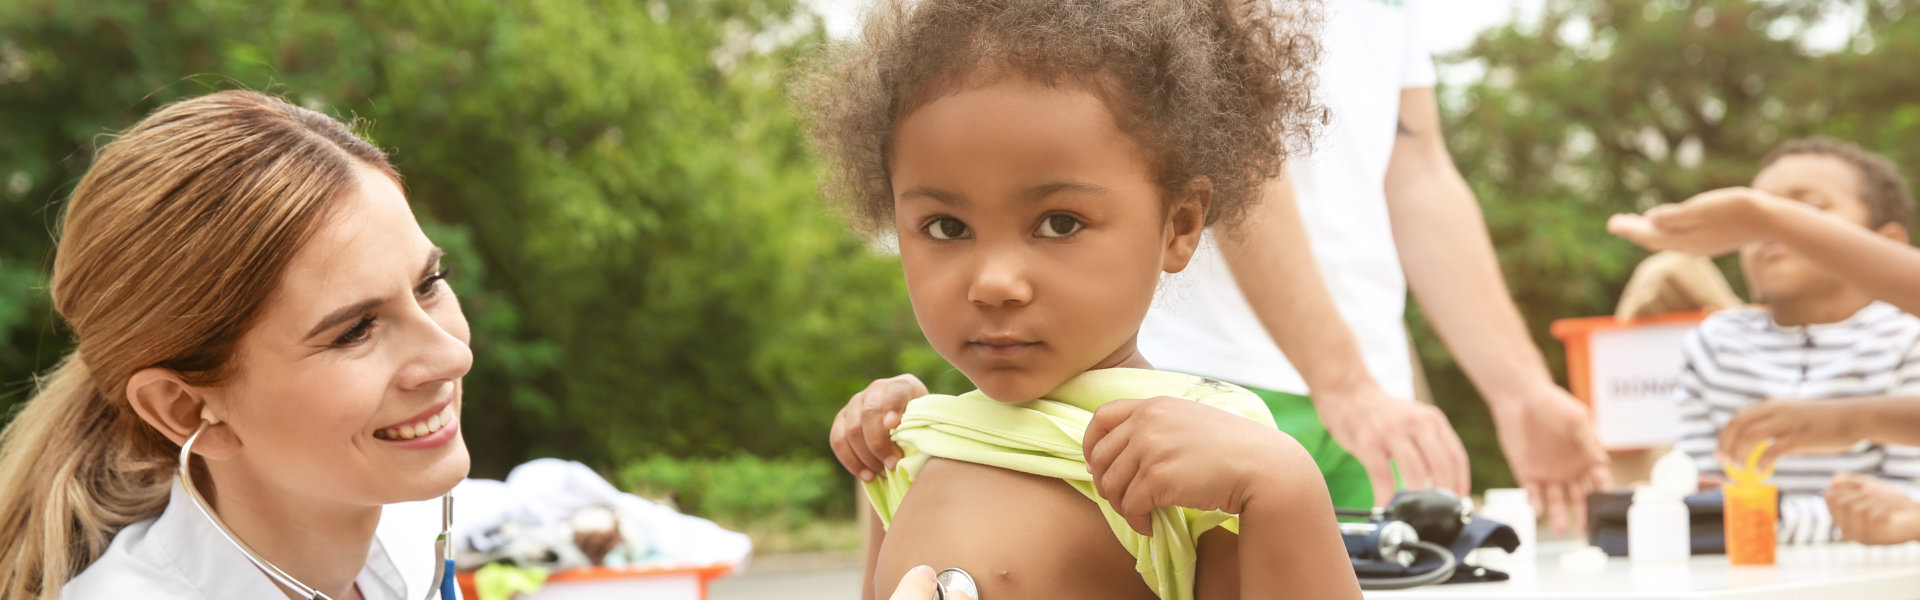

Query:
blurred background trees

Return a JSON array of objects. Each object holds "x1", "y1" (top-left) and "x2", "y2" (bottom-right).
[{"x1": 0, "y1": 0, "x2": 1916, "y2": 534}]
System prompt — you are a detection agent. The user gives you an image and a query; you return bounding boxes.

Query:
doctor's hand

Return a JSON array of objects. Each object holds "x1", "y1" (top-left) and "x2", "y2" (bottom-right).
[
  {"x1": 889, "y1": 565, "x2": 971, "y2": 600},
  {"x1": 1489, "y1": 385, "x2": 1611, "y2": 535},
  {"x1": 830, "y1": 374, "x2": 928, "y2": 482},
  {"x1": 1084, "y1": 396, "x2": 1320, "y2": 535},
  {"x1": 1314, "y1": 384, "x2": 1470, "y2": 507}
]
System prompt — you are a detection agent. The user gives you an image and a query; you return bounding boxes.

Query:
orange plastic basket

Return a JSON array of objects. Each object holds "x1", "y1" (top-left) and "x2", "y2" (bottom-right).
[
  {"x1": 1551, "y1": 311, "x2": 1720, "y2": 448},
  {"x1": 456, "y1": 562, "x2": 735, "y2": 600}
]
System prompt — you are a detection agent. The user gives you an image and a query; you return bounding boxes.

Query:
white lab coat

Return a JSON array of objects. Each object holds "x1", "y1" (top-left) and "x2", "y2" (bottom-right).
[{"x1": 63, "y1": 477, "x2": 457, "y2": 599}]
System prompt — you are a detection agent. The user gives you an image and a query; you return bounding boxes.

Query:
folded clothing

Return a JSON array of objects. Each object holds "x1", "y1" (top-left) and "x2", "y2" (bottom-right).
[{"x1": 452, "y1": 458, "x2": 751, "y2": 571}]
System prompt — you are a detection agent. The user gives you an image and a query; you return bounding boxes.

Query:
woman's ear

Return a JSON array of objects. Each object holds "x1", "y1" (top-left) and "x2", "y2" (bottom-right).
[
  {"x1": 1877, "y1": 221, "x2": 1910, "y2": 245},
  {"x1": 126, "y1": 368, "x2": 239, "y2": 460},
  {"x1": 1162, "y1": 177, "x2": 1213, "y2": 273}
]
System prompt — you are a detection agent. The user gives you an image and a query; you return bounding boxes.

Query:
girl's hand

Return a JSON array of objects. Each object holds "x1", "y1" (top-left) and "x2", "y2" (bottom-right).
[
  {"x1": 830, "y1": 374, "x2": 930, "y2": 482},
  {"x1": 1082, "y1": 396, "x2": 1313, "y2": 534}
]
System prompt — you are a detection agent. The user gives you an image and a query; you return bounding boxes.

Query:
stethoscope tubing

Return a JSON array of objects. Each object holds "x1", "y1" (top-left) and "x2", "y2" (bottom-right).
[{"x1": 177, "y1": 421, "x2": 456, "y2": 599}]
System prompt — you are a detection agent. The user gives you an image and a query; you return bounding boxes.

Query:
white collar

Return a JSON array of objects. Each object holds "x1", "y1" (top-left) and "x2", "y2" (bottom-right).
[{"x1": 145, "y1": 477, "x2": 411, "y2": 599}]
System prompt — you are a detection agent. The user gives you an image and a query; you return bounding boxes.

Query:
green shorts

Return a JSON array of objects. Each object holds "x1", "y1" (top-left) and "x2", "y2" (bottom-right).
[{"x1": 1245, "y1": 386, "x2": 1375, "y2": 512}]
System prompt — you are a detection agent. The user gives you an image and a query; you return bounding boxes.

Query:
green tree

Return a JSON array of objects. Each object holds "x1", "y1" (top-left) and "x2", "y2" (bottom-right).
[
  {"x1": 1428, "y1": 0, "x2": 1920, "y2": 489},
  {"x1": 0, "y1": 0, "x2": 931, "y2": 479}
]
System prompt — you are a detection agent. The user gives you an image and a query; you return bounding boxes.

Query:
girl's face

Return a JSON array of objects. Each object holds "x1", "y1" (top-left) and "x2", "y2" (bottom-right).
[
  {"x1": 208, "y1": 165, "x2": 472, "y2": 506},
  {"x1": 889, "y1": 76, "x2": 1206, "y2": 403}
]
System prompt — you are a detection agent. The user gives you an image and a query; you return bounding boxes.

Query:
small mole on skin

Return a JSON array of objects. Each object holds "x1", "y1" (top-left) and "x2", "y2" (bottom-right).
[{"x1": 998, "y1": 569, "x2": 1011, "y2": 581}]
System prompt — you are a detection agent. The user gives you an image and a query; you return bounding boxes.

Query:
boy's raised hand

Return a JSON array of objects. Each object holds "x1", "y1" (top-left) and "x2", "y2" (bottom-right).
[
  {"x1": 1083, "y1": 396, "x2": 1316, "y2": 535},
  {"x1": 830, "y1": 374, "x2": 929, "y2": 482},
  {"x1": 1608, "y1": 187, "x2": 1787, "y2": 257}
]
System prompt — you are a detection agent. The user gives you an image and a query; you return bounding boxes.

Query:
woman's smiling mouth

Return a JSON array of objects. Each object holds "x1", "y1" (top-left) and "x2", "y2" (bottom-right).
[{"x1": 373, "y1": 395, "x2": 458, "y2": 444}]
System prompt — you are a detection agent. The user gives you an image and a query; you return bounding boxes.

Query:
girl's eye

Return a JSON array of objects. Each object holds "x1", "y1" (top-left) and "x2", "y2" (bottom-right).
[
  {"x1": 1035, "y1": 214, "x2": 1084, "y2": 238},
  {"x1": 417, "y1": 267, "x2": 452, "y2": 298},
  {"x1": 925, "y1": 217, "x2": 971, "y2": 241},
  {"x1": 333, "y1": 316, "x2": 377, "y2": 347}
]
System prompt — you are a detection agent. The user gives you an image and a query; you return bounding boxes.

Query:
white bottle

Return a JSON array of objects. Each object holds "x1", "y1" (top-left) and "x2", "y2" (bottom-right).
[
  {"x1": 1629, "y1": 450, "x2": 1698, "y2": 562},
  {"x1": 1477, "y1": 488, "x2": 1537, "y2": 559}
]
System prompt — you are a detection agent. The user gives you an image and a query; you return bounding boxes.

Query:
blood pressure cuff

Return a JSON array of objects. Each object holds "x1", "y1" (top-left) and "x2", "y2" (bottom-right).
[
  {"x1": 1351, "y1": 517, "x2": 1520, "y2": 586},
  {"x1": 1585, "y1": 488, "x2": 1728, "y2": 556}
]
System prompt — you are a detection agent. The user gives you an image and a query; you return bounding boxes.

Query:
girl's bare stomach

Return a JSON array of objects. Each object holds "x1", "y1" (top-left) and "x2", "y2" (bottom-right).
[{"x1": 873, "y1": 457, "x2": 1157, "y2": 600}]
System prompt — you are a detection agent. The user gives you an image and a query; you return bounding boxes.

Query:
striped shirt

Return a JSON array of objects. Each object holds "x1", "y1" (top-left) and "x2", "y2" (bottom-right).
[{"x1": 1675, "y1": 301, "x2": 1920, "y2": 541}]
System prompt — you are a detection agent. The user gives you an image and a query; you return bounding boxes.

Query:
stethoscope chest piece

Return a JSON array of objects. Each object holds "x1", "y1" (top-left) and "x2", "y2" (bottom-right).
[{"x1": 934, "y1": 568, "x2": 979, "y2": 600}]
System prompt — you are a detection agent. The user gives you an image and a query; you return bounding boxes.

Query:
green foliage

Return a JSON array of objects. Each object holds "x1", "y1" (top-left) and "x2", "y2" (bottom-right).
[
  {"x1": 0, "y1": 0, "x2": 936, "y2": 480},
  {"x1": 1427, "y1": 0, "x2": 1920, "y2": 490},
  {"x1": 620, "y1": 453, "x2": 844, "y2": 530}
]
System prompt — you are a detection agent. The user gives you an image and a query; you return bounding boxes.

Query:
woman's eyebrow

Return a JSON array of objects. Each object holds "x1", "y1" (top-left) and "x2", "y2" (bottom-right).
[
  {"x1": 419, "y1": 247, "x2": 445, "y2": 279},
  {"x1": 306, "y1": 298, "x2": 381, "y2": 340},
  {"x1": 304, "y1": 247, "x2": 447, "y2": 341}
]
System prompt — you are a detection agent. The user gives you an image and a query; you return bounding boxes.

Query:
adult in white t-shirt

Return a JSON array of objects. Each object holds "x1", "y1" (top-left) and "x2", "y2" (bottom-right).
[{"x1": 1140, "y1": 0, "x2": 1608, "y2": 530}]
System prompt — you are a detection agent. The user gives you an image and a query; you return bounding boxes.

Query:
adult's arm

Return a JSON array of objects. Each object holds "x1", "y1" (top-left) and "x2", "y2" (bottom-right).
[
  {"x1": 1383, "y1": 87, "x2": 1609, "y2": 531},
  {"x1": 1218, "y1": 167, "x2": 1467, "y2": 503}
]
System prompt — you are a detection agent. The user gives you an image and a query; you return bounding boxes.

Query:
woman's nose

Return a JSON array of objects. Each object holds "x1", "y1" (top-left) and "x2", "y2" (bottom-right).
[{"x1": 400, "y1": 309, "x2": 474, "y2": 391}]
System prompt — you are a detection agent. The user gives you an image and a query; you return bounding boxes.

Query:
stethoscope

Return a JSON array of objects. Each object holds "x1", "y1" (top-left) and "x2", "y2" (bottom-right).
[
  {"x1": 178, "y1": 420, "x2": 459, "y2": 599},
  {"x1": 932, "y1": 568, "x2": 978, "y2": 600}
]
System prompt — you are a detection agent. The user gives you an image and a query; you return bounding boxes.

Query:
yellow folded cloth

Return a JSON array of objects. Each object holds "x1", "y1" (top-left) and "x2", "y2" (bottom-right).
[{"x1": 864, "y1": 368, "x2": 1278, "y2": 600}]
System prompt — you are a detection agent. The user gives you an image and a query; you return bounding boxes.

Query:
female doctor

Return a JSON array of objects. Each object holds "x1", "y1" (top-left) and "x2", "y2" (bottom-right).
[{"x1": 0, "y1": 90, "x2": 470, "y2": 599}]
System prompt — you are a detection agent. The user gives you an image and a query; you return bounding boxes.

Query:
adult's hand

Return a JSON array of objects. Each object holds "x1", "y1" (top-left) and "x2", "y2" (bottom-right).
[
  {"x1": 1613, "y1": 251, "x2": 1743, "y2": 319},
  {"x1": 1608, "y1": 187, "x2": 1787, "y2": 257},
  {"x1": 829, "y1": 374, "x2": 929, "y2": 481},
  {"x1": 888, "y1": 565, "x2": 971, "y2": 600},
  {"x1": 1313, "y1": 385, "x2": 1469, "y2": 507},
  {"x1": 1489, "y1": 385, "x2": 1610, "y2": 534}
]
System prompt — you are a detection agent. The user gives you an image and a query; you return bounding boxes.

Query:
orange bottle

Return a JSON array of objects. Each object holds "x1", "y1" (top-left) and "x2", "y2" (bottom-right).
[{"x1": 1723, "y1": 442, "x2": 1778, "y2": 566}]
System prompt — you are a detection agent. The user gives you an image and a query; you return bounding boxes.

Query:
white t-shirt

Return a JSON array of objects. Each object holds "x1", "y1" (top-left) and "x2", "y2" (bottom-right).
[{"x1": 1140, "y1": 0, "x2": 1436, "y2": 398}]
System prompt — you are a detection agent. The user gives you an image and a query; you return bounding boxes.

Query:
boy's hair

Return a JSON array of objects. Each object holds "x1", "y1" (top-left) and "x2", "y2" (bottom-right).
[
  {"x1": 795, "y1": 0, "x2": 1324, "y2": 234},
  {"x1": 1762, "y1": 137, "x2": 1914, "y2": 231}
]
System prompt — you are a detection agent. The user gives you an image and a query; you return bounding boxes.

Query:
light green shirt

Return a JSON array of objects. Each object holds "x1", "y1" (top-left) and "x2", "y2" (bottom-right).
[{"x1": 864, "y1": 368, "x2": 1279, "y2": 600}]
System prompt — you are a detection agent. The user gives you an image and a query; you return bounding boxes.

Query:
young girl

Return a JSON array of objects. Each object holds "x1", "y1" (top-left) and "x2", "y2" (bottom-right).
[
  {"x1": 798, "y1": 1, "x2": 1360, "y2": 598},
  {"x1": 0, "y1": 90, "x2": 470, "y2": 599}
]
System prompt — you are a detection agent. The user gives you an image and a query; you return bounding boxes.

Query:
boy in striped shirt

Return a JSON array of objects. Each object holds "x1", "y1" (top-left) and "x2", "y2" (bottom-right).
[{"x1": 1674, "y1": 138, "x2": 1920, "y2": 543}]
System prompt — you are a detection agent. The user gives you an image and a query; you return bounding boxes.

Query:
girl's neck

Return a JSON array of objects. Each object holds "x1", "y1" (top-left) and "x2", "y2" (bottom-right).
[
  {"x1": 1092, "y1": 336, "x2": 1156, "y2": 371},
  {"x1": 204, "y1": 465, "x2": 379, "y2": 600}
]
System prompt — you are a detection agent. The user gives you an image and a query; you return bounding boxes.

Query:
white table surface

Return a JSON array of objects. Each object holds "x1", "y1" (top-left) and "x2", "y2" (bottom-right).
[{"x1": 1365, "y1": 541, "x2": 1920, "y2": 600}]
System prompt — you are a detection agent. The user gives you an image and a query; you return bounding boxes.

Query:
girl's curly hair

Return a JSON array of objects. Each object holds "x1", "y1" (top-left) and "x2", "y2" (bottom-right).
[{"x1": 795, "y1": 0, "x2": 1324, "y2": 234}]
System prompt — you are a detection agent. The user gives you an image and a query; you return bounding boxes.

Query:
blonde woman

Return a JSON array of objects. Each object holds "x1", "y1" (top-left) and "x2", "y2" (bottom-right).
[{"x1": 0, "y1": 90, "x2": 470, "y2": 599}]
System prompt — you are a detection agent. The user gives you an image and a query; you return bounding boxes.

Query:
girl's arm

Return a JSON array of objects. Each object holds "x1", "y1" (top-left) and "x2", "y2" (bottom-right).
[
  {"x1": 1084, "y1": 397, "x2": 1362, "y2": 599},
  {"x1": 862, "y1": 510, "x2": 885, "y2": 600}
]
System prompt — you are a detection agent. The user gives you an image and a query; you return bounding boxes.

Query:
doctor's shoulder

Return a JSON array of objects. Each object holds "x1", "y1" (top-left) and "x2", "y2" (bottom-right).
[{"x1": 59, "y1": 517, "x2": 198, "y2": 599}]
